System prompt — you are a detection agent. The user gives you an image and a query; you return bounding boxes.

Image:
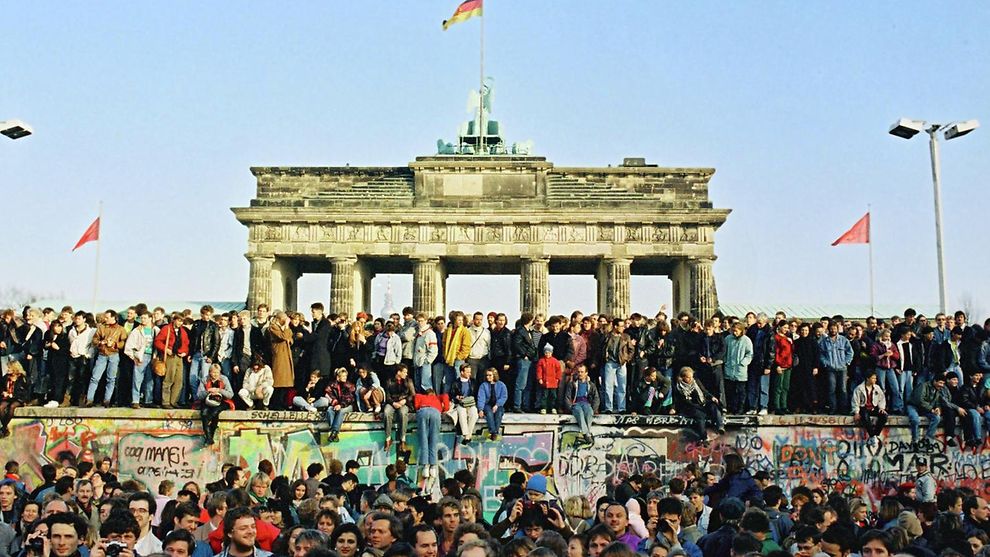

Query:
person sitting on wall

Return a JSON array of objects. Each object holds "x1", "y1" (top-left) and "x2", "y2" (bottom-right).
[
  {"x1": 563, "y1": 363, "x2": 600, "y2": 447},
  {"x1": 197, "y1": 363, "x2": 234, "y2": 446},
  {"x1": 325, "y1": 367, "x2": 357, "y2": 444},
  {"x1": 851, "y1": 369, "x2": 888, "y2": 445},
  {"x1": 476, "y1": 367, "x2": 508, "y2": 442},
  {"x1": 293, "y1": 370, "x2": 329, "y2": 413},
  {"x1": 631, "y1": 367, "x2": 672, "y2": 416},
  {"x1": 673, "y1": 366, "x2": 724, "y2": 445},
  {"x1": 238, "y1": 356, "x2": 274, "y2": 410},
  {"x1": 354, "y1": 365, "x2": 385, "y2": 415},
  {"x1": 0, "y1": 360, "x2": 29, "y2": 438}
]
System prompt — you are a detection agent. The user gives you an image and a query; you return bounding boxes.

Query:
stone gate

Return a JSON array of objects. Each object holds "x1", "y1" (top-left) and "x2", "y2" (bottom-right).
[{"x1": 232, "y1": 155, "x2": 729, "y2": 317}]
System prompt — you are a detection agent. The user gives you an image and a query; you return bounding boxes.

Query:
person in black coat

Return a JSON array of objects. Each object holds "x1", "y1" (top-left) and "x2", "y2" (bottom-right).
[
  {"x1": 44, "y1": 321, "x2": 71, "y2": 406},
  {"x1": 0, "y1": 360, "x2": 30, "y2": 437},
  {"x1": 791, "y1": 323, "x2": 820, "y2": 413},
  {"x1": 307, "y1": 304, "x2": 334, "y2": 378}
]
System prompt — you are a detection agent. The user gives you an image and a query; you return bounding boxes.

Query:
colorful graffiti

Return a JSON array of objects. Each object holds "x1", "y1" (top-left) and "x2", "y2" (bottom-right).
[{"x1": 4, "y1": 409, "x2": 990, "y2": 516}]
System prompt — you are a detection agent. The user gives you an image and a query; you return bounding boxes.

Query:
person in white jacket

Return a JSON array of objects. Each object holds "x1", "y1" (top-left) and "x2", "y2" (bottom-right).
[
  {"x1": 239, "y1": 357, "x2": 274, "y2": 409},
  {"x1": 851, "y1": 369, "x2": 887, "y2": 444},
  {"x1": 68, "y1": 312, "x2": 97, "y2": 406},
  {"x1": 123, "y1": 312, "x2": 159, "y2": 408}
]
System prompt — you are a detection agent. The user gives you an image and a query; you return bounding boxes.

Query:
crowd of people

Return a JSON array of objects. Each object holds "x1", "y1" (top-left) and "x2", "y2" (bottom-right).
[
  {"x1": 2, "y1": 303, "x2": 990, "y2": 450},
  {"x1": 0, "y1": 448, "x2": 988, "y2": 557}
]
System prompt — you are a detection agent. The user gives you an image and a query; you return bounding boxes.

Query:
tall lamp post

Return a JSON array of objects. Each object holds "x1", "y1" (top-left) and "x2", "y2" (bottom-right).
[
  {"x1": 889, "y1": 118, "x2": 980, "y2": 314},
  {"x1": 1, "y1": 120, "x2": 33, "y2": 140}
]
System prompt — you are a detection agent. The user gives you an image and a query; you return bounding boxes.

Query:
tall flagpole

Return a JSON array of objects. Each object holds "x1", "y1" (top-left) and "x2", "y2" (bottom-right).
[
  {"x1": 92, "y1": 201, "x2": 103, "y2": 312},
  {"x1": 479, "y1": 2, "x2": 485, "y2": 155},
  {"x1": 867, "y1": 205, "x2": 875, "y2": 317}
]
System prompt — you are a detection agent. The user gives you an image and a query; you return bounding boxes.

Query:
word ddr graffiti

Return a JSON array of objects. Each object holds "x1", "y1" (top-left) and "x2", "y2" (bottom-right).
[{"x1": 4, "y1": 409, "x2": 990, "y2": 515}]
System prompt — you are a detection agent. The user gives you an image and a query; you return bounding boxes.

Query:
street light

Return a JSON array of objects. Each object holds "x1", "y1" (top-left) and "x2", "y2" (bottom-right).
[
  {"x1": 889, "y1": 117, "x2": 980, "y2": 314},
  {"x1": 1, "y1": 119, "x2": 33, "y2": 140}
]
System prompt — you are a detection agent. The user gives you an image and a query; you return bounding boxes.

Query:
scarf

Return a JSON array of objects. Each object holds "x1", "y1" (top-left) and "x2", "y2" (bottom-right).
[{"x1": 676, "y1": 379, "x2": 705, "y2": 402}]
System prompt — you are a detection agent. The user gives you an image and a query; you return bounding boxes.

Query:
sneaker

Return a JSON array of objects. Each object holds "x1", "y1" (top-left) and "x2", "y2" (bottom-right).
[
  {"x1": 758, "y1": 409, "x2": 768, "y2": 416},
  {"x1": 745, "y1": 409, "x2": 757, "y2": 415},
  {"x1": 44, "y1": 401, "x2": 59, "y2": 408},
  {"x1": 131, "y1": 403, "x2": 140, "y2": 409},
  {"x1": 551, "y1": 409, "x2": 558, "y2": 415},
  {"x1": 461, "y1": 437, "x2": 471, "y2": 446},
  {"x1": 539, "y1": 409, "x2": 547, "y2": 415},
  {"x1": 946, "y1": 437, "x2": 958, "y2": 448}
]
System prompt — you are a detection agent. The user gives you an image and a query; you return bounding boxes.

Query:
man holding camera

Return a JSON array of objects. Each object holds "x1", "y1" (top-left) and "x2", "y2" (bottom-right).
[
  {"x1": 90, "y1": 509, "x2": 142, "y2": 557},
  {"x1": 40, "y1": 512, "x2": 89, "y2": 557}
]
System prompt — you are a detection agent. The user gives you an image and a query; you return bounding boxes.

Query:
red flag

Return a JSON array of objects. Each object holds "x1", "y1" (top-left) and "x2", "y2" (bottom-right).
[
  {"x1": 72, "y1": 217, "x2": 100, "y2": 251},
  {"x1": 831, "y1": 213, "x2": 870, "y2": 246}
]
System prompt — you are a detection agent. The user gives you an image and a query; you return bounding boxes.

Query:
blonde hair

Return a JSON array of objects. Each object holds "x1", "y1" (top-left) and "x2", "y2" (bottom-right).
[{"x1": 7, "y1": 361, "x2": 25, "y2": 376}]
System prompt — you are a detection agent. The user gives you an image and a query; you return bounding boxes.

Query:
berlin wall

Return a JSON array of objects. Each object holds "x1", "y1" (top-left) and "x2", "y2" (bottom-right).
[{"x1": 4, "y1": 409, "x2": 988, "y2": 518}]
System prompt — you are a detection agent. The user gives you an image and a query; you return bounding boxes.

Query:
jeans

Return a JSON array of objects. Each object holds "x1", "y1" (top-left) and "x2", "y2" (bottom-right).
[
  {"x1": 292, "y1": 396, "x2": 329, "y2": 412},
  {"x1": 893, "y1": 370, "x2": 914, "y2": 412},
  {"x1": 417, "y1": 363, "x2": 434, "y2": 392},
  {"x1": 907, "y1": 405, "x2": 940, "y2": 440},
  {"x1": 87, "y1": 353, "x2": 119, "y2": 404},
  {"x1": 823, "y1": 367, "x2": 848, "y2": 413},
  {"x1": 965, "y1": 409, "x2": 990, "y2": 442},
  {"x1": 417, "y1": 407, "x2": 441, "y2": 465},
  {"x1": 482, "y1": 405, "x2": 503, "y2": 436},
  {"x1": 132, "y1": 357, "x2": 154, "y2": 405},
  {"x1": 659, "y1": 367, "x2": 674, "y2": 407},
  {"x1": 746, "y1": 365, "x2": 769, "y2": 410},
  {"x1": 383, "y1": 403, "x2": 410, "y2": 443},
  {"x1": 325, "y1": 405, "x2": 352, "y2": 432},
  {"x1": 220, "y1": 358, "x2": 234, "y2": 384},
  {"x1": 572, "y1": 401, "x2": 594, "y2": 436},
  {"x1": 188, "y1": 353, "x2": 210, "y2": 402},
  {"x1": 514, "y1": 358, "x2": 533, "y2": 410},
  {"x1": 876, "y1": 368, "x2": 902, "y2": 412},
  {"x1": 602, "y1": 361, "x2": 627, "y2": 412}
]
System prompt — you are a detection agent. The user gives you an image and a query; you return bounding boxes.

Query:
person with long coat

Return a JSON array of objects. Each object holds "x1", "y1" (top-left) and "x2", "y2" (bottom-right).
[{"x1": 268, "y1": 311, "x2": 295, "y2": 409}]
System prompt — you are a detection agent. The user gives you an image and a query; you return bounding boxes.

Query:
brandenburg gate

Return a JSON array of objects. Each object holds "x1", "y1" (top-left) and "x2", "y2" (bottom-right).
[{"x1": 233, "y1": 88, "x2": 729, "y2": 318}]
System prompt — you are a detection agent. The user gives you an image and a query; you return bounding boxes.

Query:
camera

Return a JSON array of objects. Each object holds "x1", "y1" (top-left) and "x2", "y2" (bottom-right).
[
  {"x1": 105, "y1": 541, "x2": 127, "y2": 557},
  {"x1": 27, "y1": 537, "x2": 44, "y2": 552}
]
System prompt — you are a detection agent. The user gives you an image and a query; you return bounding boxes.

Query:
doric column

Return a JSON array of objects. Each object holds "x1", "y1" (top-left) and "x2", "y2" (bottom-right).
[
  {"x1": 354, "y1": 259, "x2": 375, "y2": 314},
  {"x1": 597, "y1": 257, "x2": 632, "y2": 318},
  {"x1": 520, "y1": 257, "x2": 550, "y2": 317},
  {"x1": 246, "y1": 255, "x2": 275, "y2": 311},
  {"x1": 270, "y1": 258, "x2": 300, "y2": 312},
  {"x1": 330, "y1": 256, "x2": 357, "y2": 317},
  {"x1": 412, "y1": 257, "x2": 445, "y2": 317},
  {"x1": 689, "y1": 257, "x2": 719, "y2": 320}
]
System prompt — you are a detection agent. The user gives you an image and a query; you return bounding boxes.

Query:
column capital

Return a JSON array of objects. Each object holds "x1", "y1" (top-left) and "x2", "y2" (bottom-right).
[
  {"x1": 245, "y1": 253, "x2": 275, "y2": 262},
  {"x1": 521, "y1": 256, "x2": 550, "y2": 263},
  {"x1": 602, "y1": 256, "x2": 633, "y2": 265},
  {"x1": 410, "y1": 255, "x2": 441, "y2": 264},
  {"x1": 329, "y1": 255, "x2": 358, "y2": 264}
]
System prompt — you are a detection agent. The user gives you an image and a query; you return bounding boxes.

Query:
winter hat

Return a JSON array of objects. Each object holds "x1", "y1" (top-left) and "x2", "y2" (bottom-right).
[
  {"x1": 526, "y1": 473, "x2": 548, "y2": 495},
  {"x1": 898, "y1": 511, "x2": 923, "y2": 538},
  {"x1": 544, "y1": 344, "x2": 555, "y2": 353}
]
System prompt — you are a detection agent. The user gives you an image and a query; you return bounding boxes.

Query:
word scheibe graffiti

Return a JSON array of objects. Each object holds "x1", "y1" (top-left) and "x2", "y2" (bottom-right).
[{"x1": 4, "y1": 410, "x2": 989, "y2": 517}]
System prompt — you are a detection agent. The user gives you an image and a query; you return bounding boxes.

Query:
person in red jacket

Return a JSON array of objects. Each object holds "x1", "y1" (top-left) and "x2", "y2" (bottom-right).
[
  {"x1": 536, "y1": 344, "x2": 562, "y2": 414},
  {"x1": 771, "y1": 321, "x2": 794, "y2": 415},
  {"x1": 414, "y1": 389, "x2": 450, "y2": 481},
  {"x1": 154, "y1": 313, "x2": 190, "y2": 409}
]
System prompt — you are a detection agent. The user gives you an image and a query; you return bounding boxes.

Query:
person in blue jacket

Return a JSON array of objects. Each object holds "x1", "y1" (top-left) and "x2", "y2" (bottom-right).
[
  {"x1": 477, "y1": 367, "x2": 508, "y2": 441},
  {"x1": 703, "y1": 453, "x2": 763, "y2": 508}
]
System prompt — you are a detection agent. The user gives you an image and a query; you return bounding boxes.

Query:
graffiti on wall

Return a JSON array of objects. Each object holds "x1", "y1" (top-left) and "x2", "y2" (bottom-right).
[{"x1": 4, "y1": 410, "x2": 990, "y2": 516}]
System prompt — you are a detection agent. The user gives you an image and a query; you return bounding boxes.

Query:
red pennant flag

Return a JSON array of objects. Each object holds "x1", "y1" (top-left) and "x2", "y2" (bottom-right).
[
  {"x1": 831, "y1": 213, "x2": 870, "y2": 246},
  {"x1": 72, "y1": 217, "x2": 100, "y2": 251}
]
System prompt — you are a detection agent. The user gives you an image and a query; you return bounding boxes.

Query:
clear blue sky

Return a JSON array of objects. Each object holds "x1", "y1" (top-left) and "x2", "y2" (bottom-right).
[{"x1": 4, "y1": 2, "x2": 988, "y2": 319}]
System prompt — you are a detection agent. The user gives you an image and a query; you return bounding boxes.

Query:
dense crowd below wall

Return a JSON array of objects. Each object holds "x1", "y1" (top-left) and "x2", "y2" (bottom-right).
[
  {"x1": 1, "y1": 438, "x2": 989, "y2": 557},
  {"x1": 2, "y1": 304, "x2": 990, "y2": 450}
]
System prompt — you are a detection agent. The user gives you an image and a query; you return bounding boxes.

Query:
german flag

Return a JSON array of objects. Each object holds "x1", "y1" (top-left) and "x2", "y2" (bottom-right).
[{"x1": 443, "y1": 0, "x2": 482, "y2": 30}]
